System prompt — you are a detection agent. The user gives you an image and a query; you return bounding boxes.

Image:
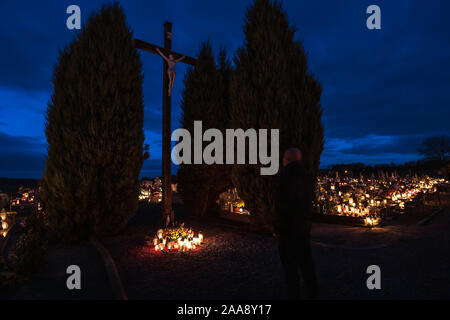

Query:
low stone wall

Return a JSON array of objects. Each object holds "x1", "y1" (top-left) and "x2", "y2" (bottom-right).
[{"x1": 312, "y1": 213, "x2": 367, "y2": 227}]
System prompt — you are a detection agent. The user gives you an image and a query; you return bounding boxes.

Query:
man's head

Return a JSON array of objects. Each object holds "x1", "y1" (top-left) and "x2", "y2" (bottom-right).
[
  {"x1": 282, "y1": 148, "x2": 302, "y2": 167},
  {"x1": 169, "y1": 54, "x2": 174, "y2": 60}
]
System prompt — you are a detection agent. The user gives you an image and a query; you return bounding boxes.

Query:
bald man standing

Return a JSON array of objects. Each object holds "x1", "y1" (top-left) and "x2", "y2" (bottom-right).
[{"x1": 275, "y1": 148, "x2": 318, "y2": 300}]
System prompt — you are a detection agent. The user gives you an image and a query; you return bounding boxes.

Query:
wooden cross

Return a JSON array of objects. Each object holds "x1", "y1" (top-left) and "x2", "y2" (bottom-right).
[{"x1": 133, "y1": 21, "x2": 197, "y2": 227}]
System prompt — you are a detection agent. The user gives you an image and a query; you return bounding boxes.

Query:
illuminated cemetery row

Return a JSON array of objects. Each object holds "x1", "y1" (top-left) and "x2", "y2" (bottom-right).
[
  {"x1": 1, "y1": 209, "x2": 16, "y2": 238},
  {"x1": 315, "y1": 173, "x2": 447, "y2": 225},
  {"x1": 10, "y1": 189, "x2": 36, "y2": 206},
  {"x1": 3, "y1": 173, "x2": 441, "y2": 243},
  {"x1": 139, "y1": 177, "x2": 163, "y2": 203},
  {"x1": 140, "y1": 174, "x2": 446, "y2": 226},
  {"x1": 1, "y1": 188, "x2": 32, "y2": 238}
]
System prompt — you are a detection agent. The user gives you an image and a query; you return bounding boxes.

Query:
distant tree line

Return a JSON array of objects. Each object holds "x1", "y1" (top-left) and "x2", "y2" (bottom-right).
[
  {"x1": 323, "y1": 158, "x2": 449, "y2": 179},
  {"x1": 323, "y1": 135, "x2": 450, "y2": 179},
  {"x1": 0, "y1": 178, "x2": 38, "y2": 194},
  {"x1": 417, "y1": 135, "x2": 450, "y2": 161}
]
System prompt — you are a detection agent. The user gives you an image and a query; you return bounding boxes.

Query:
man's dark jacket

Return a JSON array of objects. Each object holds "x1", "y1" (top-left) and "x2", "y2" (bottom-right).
[{"x1": 275, "y1": 160, "x2": 314, "y2": 237}]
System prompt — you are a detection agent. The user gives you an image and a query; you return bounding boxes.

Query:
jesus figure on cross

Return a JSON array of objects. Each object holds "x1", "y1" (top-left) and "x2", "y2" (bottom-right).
[{"x1": 156, "y1": 47, "x2": 185, "y2": 96}]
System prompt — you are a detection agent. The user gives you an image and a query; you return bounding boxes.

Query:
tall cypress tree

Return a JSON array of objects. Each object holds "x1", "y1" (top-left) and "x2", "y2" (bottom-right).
[
  {"x1": 230, "y1": 0, "x2": 324, "y2": 230},
  {"x1": 41, "y1": 3, "x2": 146, "y2": 241},
  {"x1": 206, "y1": 48, "x2": 233, "y2": 213},
  {"x1": 177, "y1": 43, "x2": 232, "y2": 217}
]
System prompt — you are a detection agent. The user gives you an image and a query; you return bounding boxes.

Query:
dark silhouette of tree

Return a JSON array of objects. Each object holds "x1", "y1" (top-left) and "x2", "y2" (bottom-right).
[
  {"x1": 177, "y1": 43, "x2": 232, "y2": 217},
  {"x1": 206, "y1": 47, "x2": 233, "y2": 213},
  {"x1": 229, "y1": 0, "x2": 324, "y2": 230},
  {"x1": 418, "y1": 135, "x2": 450, "y2": 160},
  {"x1": 41, "y1": 4, "x2": 146, "y2": 242}
]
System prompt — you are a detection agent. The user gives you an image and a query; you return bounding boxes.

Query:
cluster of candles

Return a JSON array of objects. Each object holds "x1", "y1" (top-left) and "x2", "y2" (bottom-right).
[
  {"x1": 10, "y1": 191, "x2": 36, "y2": 206},
  {"x1": 364, "y1": 216, "x2": 380, "y2": 227},
  {"x1": 316, "y1": 173, "x2": 446, "y2": 226},
  {"x1": 1, "y1": 210, "x2": 11, "y2": 238},
  {"x1": 152, "y1": 227, "x2": 203, "y2": 252},
  {"x1": 217, "y1": 189, "x2": 251, "y2": 215},
  {"x1": 232, "y1": 199, "x2": 250, "y2": 215},
  {"x1": 138, "y1": 188, "x2": 162, "y2": 203},
  {"x1": 139, "y1": 178, "x2": 163, "y2": 203}
]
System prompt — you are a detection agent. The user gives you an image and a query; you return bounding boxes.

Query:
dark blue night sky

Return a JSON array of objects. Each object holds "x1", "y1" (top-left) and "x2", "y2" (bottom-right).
[{"x1": 1, "y1": 0, "x2": 449, "y2": 178}]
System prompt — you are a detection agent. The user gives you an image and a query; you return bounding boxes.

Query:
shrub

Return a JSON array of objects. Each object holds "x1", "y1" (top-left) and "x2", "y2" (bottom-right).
[
  {"x1": 230, "y1": 0, "x2": 324, "y2": 229},
  {"x1": 40, "y1": 3, "x2": 146, "y2": 241},
  {"x1": 178, "y1": 44, "x2": 233, "y2": 217},
  {"x1": 13, "y1": 213, "x2": 48, "y2": 277}
]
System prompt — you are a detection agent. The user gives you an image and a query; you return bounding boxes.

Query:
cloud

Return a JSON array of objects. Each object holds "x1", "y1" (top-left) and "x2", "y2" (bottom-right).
[
  {"x1": 0, "y1": 131, "x2": 46, "y2": 153},
  {"x1": 320, "y1": 134, "x2": 425, "y2": 167},
  {"x1": 0, "y1": 131, "x2": 46, "y2": 178},
  {"x1": 1, "y1": 0, "x2": 450, "y2": 177},
  {"x1": 332, "y1": 134, "x2": 422, "y2": 155}
]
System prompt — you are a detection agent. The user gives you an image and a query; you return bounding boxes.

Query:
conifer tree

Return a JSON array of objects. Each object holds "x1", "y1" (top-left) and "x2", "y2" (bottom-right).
[
  {"x1": 230, "y1": 0, "x2": 324, "y2": 229},
  {"x1": 41, "y1": 3, "x2": 146, "y2": 241},
  {"x1": 177, "y1": 43, "x2": 232, "y2": 217},
  {"x1": 206, "y1": 48, "x2": 233, "y2": 213}
]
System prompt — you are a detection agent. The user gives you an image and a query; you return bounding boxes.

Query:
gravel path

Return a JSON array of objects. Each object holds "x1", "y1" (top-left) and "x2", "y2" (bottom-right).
[
  {"x1": 103, "y1": 204, "x2": 450, "y2": 300},
  {"x1": 1, "y1": 242, "x2": 115, "y2": 299}
]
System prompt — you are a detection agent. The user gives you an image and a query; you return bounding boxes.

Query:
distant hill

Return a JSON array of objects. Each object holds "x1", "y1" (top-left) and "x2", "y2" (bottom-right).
[{"x1": 0, "y1": 178, "x2": 39, "y2": 193}]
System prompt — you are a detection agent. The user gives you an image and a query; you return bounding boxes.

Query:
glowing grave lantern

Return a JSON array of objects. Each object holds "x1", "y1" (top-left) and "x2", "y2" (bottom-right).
[{"x1": 150, "y1": 224, "x2": 204, "y2": 252}]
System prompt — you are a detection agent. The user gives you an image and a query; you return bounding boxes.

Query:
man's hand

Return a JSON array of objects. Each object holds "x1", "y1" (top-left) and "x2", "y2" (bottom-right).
[{"x1": 272, "y1": 232, "x2": 279, "y2": 240}]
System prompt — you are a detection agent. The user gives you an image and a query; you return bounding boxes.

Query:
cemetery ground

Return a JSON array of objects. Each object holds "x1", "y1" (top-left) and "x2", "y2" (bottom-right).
[
  {"x1": 1, "y1": 194, "x2": 449, "y2": 300},
  {"x1": 103, "y1": 199, "x2": 450, "y2": 300}
]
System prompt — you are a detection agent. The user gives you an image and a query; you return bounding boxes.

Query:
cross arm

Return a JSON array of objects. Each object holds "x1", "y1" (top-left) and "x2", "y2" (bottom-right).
[{"x1": 133, "y1": 39, "x2": 197, "y2": 66}]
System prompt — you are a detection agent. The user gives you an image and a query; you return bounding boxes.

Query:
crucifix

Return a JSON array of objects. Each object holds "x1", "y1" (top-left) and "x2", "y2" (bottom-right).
[{"x1": 133, "y1": 21, "x2": 197, "y2": 227}]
